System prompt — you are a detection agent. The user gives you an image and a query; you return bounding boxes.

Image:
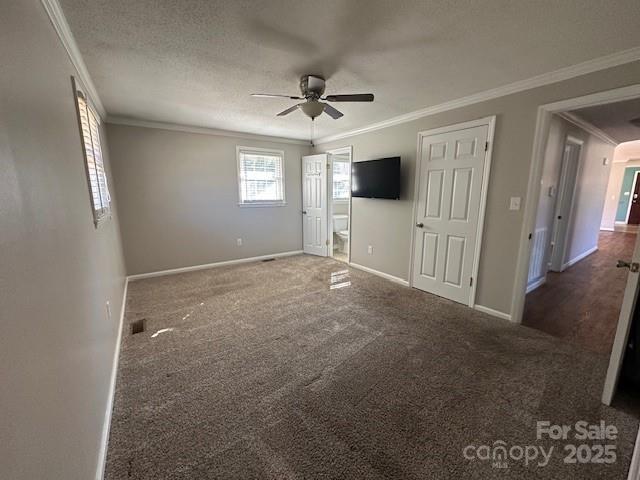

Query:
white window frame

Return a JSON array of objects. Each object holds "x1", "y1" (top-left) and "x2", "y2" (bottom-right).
[
  {"x1": 72, "y1": 77, "x2": 111, "y2": 227},
  {"x1": 236, "y1": 146, "x2": 287, "y2": 207}
]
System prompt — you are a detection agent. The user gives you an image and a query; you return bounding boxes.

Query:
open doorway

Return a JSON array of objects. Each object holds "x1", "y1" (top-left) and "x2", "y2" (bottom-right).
[
  {"x1": 610, "y1": 142, "x2": 640, "y2": 234},
  {"x1": 327, "y1": 147, "x2": 352, "y2": 264},
  {"x1": 523, "y1": 112, "x2": 640, "y2": 355},
  {"x1": 517, "y1": 88, "x2": 640, "y2": 419}
]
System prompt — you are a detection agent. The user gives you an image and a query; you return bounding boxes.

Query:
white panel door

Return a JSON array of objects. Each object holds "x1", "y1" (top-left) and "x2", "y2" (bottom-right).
[
  {"x1": 302, "y1": 154, "x2": 328, "y2": 256},
  {"x1": 412, "y1": 124, "x2": 489, "y2": 304}
]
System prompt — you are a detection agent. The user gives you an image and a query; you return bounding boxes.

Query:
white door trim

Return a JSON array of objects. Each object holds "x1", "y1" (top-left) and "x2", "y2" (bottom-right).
[
  {"x1": 408, "y1": 115, "x2": 496, "y2": 308},
  {"x1": 627, "y1": 427, "x2": 640, "y2": 480},
  {"x1": 624, "y1": 170, "x2": 640, "y2": 224},
  {"x1": 326, "y1": 146, "x2": 353, "y2": 263},
  {"x1": 511, "y1": 84, "x2": 640, "y2": 325}
]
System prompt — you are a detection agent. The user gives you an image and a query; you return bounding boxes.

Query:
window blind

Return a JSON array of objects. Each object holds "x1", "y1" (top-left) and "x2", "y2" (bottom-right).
[
  {"x1": 237, "y1": 149, "x2": 285, "y2": 205},
  {"x1": 76, "y1": 89, "x2": 111, "y2": 223},
  {"x1": 333, "y1": 161, "x2": 350, "y2": 200}
]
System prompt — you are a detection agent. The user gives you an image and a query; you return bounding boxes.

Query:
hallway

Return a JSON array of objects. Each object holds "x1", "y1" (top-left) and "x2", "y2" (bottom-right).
[{"x1": 523, "y1": 231, "x2": 636, "y2": 354}]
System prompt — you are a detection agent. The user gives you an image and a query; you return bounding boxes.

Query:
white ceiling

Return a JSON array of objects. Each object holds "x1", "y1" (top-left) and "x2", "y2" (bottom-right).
[
  {"x1": 571, "y1": 98, "x2": 640, "y2": 143},
  {"x1": 59, "y1": 0, "x2": 640, "y2": 141},
  {"x1": 613, "y1": 140, "x2": 640, "y2": 163}
]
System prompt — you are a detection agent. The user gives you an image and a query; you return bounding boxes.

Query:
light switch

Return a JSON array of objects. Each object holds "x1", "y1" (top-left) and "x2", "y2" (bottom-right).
[{"x1": 509, "y1": 197, "x2": 521, "y2": 211}]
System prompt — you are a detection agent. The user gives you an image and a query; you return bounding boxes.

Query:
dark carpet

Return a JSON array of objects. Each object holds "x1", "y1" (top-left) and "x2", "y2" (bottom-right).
[{"x1": 106, "y1": 255, "x2": 638, "y2": 479}]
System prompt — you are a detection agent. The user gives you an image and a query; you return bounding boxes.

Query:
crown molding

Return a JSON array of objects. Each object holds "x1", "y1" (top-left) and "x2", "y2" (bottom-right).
[
  {"x1": 106, "y1": 116, "x2": 311, "y2": 146},
  {"x1": 41, "y1": 0, "x2": 106, "y2": 118},
  {"x1": 36, "y1": 0, "x2": 640, "y2": 146},
  {"x1": 557, "y1": 112, "x2": 619, "y2": 146},
  {"x1": 315, "y1": 47, "x2": 640, "y2": 145}
]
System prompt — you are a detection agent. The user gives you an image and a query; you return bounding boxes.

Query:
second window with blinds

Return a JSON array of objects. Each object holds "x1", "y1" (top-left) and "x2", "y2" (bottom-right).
[
  {"x1": 72, "y1": 77, "x2": 111, "y2": 227},
  {"x1": 237, "y1": 147, "x2": 286, "y2": 206}
]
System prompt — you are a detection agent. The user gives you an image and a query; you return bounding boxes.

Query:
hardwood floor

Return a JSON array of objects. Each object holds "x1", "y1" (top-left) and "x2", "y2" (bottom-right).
[
  {"x1": 615, "y1": 224, "x2": 640, "y2": 233},
  {"x1": 523, "y1": 231, "x2": 636, "y2": 354}
]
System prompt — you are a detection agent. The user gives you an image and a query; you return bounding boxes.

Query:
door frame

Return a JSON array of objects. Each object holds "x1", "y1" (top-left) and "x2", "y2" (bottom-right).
[
  {"x1": 549, "y1": 136, "x2": 583, "y2": 272},
  {"x1": 624, "y1": 170, "x2": 640, "y2": 223},
  {"x1": 326, "y1": 146, "x2": 353, "y2": 263},
  {"x1": 408, "y1": 116, "x2": 496, "y2": 308},
  {"x1": 511, "y1": 84, "x2": 640, "y2": 325}
]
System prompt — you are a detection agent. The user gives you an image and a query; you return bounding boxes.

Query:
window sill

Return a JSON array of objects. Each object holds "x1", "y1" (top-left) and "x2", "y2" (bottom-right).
[{"x1": 238, "y1": 202, "x2": 287, "y2": 208}]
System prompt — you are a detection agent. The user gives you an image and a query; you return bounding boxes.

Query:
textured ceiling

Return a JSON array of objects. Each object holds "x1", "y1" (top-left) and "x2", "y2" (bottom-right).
[
  {"x1": 572, "y1": 98, "x2": 640, "y2": 143},
  {"x1": 59, "y1": 0, "x2": 640, "y2": 141}
]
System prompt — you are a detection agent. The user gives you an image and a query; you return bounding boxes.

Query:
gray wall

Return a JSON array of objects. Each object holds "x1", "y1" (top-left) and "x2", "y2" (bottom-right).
[
  {"x1": 0, "y1": 2, "x2": 126, "y2": 479},
  {"x1": 316, "y1": 61, "x2": 640, "y2": 316},
  {"x1": 107, "y1": 124, "x2": 310, "y2": 275},
  {"x1": 530, "y1": 115, "x2": 614, "y2": 286}
]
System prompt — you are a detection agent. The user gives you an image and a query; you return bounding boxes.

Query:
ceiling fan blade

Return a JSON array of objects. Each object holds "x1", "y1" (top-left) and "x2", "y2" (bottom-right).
[
  {"x1": 324, "y1": 94, "x2": 374, "y2": 102},
  {"x1": 252, "y1": 94, "x2": 303, "y2": 99},
  {"x1": 323, "y1": 103, "x2": 344, "y2": 120},
  {"x1": 276, "y1": 103, "x2": 302, "y2": 116}
]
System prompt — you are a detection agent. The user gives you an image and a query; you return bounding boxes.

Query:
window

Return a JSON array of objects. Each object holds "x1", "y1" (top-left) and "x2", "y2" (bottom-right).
[
  {"x1": 332, "y1": 160, "x2": 351, "y2": 201},
  {"x1": 73, "y1": 78, "x2": 111, "y2": 226},
  {"x1": 237, "y1": 147, "x2": 286, "y2": 206}
]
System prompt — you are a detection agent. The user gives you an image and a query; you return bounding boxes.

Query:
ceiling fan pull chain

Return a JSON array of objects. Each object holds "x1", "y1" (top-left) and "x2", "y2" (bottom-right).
[{"x1": 310, "y1": 119, "x2": 315, "y2": 145}]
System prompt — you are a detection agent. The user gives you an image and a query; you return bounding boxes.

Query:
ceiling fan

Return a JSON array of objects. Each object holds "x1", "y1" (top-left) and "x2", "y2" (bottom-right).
[{"x1": 252, "y1": 75, "x2": 374, "y2": 120}]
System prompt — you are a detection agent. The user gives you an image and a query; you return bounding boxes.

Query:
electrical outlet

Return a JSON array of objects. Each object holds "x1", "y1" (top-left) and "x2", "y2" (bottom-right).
[
  {"x1": 105, "y1": 301, "x2": 111, "y2": 321},
  {"x1": 237, "y1": 238, "x2": 242, "y2": 246},
  {"x1": 367, "y1": 245, "x2": 373, "y2": 255},
  {"x1": 509, "y1": 197, "x2": 521, "y2": 211}
]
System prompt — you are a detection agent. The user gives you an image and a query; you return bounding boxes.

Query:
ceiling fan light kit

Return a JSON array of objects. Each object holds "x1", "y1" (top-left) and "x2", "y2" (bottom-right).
[{"x1": 252, "y1": 75, "x2": 374, "y2": 120}]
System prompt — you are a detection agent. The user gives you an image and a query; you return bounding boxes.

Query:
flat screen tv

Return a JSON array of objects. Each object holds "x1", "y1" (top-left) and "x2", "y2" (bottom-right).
[{"x1": 351, "y1": 157, "x2": 400, "y2": 199}]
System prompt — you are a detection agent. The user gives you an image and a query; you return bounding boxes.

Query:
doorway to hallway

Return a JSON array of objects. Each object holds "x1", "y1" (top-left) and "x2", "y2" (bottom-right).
[{"x1": 524, "y1": 230, "x2": 636, "y2": 354}]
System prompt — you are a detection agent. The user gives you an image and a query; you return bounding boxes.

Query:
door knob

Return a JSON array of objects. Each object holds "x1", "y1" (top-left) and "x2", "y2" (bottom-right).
[
  {"x1": 617, "y1": 260, "x2": 640, "y2": 272},
  {"x1": 416, "y1": 222, "x2": 424, "y2": 228},
  {"x1": 302, "y1": 210, "x2": 307, "y2": 215}
]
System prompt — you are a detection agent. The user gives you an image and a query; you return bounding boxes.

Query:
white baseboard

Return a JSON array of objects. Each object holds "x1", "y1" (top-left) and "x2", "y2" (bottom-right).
[
  {"x1": 95, "y1": 277, "x2": 128, "y2": 480},
  {"x1": 562, "y1": 246, "x2": 598, "y2": 270},
  {"x1": 600, "y1": 227, "x2": 615, "y2": 231},
  {"x1": 349, "y1": 262, "x2": 410, "y2": 287},
  {"x1": 474, "y1": 304, "x2": 513, "y2": 322},
  {"x1": 526, "y1": 276, "x2": 546, "y2": 294},
  {"x1": 127, "y1": 250, "x2": 304, "y2": 281}
]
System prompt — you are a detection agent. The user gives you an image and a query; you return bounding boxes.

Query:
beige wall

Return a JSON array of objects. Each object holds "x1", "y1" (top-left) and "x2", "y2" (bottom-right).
[
  {"x1": 532, "y1": 114, "x2": 615, "y2": 275},
  {"x1": 316, "y1": 61, "x2": 640, "y2": 315},
  {"x1": 0, "y1": 2, "x2": 126, "y2": 479},
  {"x1": 602, "y1": 141, "x2": 640, "y2": 229},
  {"x1": 107, "y1": 124, "x2": 310, "y2": 275}
]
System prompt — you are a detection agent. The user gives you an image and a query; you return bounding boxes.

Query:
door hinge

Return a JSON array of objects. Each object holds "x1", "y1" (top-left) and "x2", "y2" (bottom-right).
[
  {"x1": 470, "y1": 277, "x2": 473, "y2": 287},
  {"x1": 485, "y1": 141, "x2": 489, "y2": 152},
  {"x1": 326, "y1": 239, "x2": 330, "y2": 246},
  {"x1": 327, "y1": 163, "x2": 330, "y2": 169}
]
